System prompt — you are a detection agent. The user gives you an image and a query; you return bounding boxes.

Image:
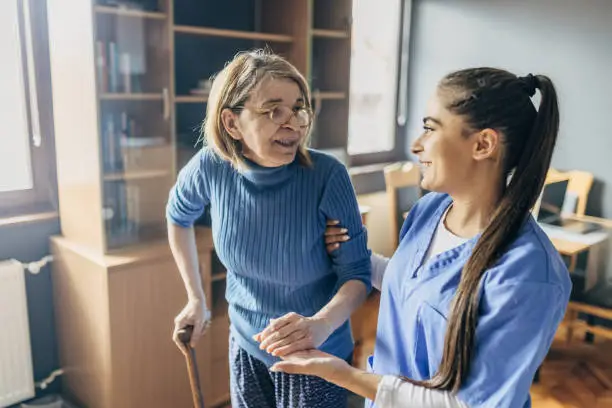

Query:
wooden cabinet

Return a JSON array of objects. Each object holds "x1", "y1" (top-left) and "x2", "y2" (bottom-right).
[
  {"x1": 47, "y1": 0, "x2": 354, "y2": 407},
  {"x1": 48, "y1": 0, "x2": 175, "y2": 252},
  {"x1": 51, "y1": 228, "x2": 231, "y2": 408}
]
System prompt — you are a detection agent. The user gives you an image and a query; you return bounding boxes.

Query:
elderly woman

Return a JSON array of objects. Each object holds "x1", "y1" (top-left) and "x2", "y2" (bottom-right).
[{"x1": 165, "y1": 49, "x2": 371, "y2": 408}]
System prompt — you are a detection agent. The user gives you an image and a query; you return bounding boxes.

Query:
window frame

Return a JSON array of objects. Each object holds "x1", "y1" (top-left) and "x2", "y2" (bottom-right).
[
  {"x1": 348, "y1": 0, "x2": 412, "y2": 168},
  {"x1": 0, "y1": 0, "x2": 57, "y2": 218}
]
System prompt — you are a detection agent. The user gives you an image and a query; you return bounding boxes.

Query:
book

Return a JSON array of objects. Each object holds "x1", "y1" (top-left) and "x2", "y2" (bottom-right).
[
  {"x1": 120, "y1": 137, "x2": 166, "y2": 148},
  {"x1": 102, "y1": 113, "x2": 124, "y2": 172},
  {"x1": 108, "y1": 42, "x2": 119, "y2": 92},
  {"x1": 126, "y1": 183, "x2": 140, "y2": 235},
  {"x1": 95, "y1": 41, "x2": 107, "y2": 92},
  {"x1": 120, "y1": 53, "x2": 131, "y2": 93},
  {"x1": 96, "y1": 41, "x2": 139, "y2": 94},
  {"x1": 103, "y1": 114, "x2": 116, "y2": 171}
]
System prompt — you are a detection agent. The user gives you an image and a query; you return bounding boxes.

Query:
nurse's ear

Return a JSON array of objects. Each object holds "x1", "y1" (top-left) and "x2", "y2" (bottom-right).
[{"x1": 472, "y1": 128, "x2": 501, "y2": 163}]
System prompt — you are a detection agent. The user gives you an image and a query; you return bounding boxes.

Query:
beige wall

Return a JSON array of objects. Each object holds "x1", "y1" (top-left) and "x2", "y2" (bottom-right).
[{"x1": 358, "y1": 192, "x2": 394, "y2": 258}]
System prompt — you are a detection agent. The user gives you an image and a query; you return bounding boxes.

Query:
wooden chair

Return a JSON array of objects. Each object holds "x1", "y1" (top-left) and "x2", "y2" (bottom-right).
[
  {"x1": 384, "y1": 162, "x2": 421, "y2": 249},
  {"x1": 564, "y1": 215, "x2": 612, "y2": 345},
  {"x1": 546, "y1": 168, "x2": 593, "y2": 215},
  {"x1": 535, "y1": 169, "x2": 597, "y2": 383},
  {"x1": 564, "y1": 170, "x2": 594, "y2": 272},
  {"x1": 542, "y1": 169, "x2": 612, "y2": 346},
  {"x1": 566, "y1": 170, "x2": 594, "y2": 216},
  {"x1": 543, "y1": 169, "x2": 594, "y2": 271}
]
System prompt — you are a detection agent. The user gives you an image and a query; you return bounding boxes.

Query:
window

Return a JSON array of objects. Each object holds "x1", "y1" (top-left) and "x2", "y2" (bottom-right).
[
  {"x1": 1, "y1": 0, "x2": 34, "y2": 193},
  {"x1": 348, "y1": 0, "x2": 409, "y2": 164},
  {"x1": 0, "y1": 0, "x2": 56, "y2": 217}
]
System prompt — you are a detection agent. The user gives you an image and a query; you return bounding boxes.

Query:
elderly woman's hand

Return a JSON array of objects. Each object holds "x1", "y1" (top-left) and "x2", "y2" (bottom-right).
[
  {"x1": 253, "y1": 312, "x2": 334, "y2": 357},
  {"x1": 173, "y1": 299, "x2": 212, "y2": 352}
]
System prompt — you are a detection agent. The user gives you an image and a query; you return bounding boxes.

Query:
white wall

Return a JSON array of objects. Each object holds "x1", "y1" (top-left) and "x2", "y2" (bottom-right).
[{"x1": 405, "y1": 0, "x2": 612, "y2": 217}]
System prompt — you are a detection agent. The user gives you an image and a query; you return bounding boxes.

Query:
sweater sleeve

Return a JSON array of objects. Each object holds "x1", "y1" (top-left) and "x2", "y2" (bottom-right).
[
  {"x1": 166, "y1": 150, "x2": 211, "y2": 228},
  {"x1": 319, "y1": 165, "x2": 372, "y2": 292}
]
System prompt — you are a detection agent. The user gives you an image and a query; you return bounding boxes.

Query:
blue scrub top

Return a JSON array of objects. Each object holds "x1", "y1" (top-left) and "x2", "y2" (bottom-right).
[{"x1": 370, "y1": 193, "x2": 571, "y2": 408}]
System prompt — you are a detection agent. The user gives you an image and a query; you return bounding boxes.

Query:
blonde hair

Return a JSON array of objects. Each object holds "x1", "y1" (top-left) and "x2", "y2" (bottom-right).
[{"x1": 201, "y1": 49, "x2": 313, "y2": 169}]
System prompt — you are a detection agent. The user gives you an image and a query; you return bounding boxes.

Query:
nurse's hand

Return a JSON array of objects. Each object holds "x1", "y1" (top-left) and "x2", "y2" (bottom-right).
[
  {"x1": 273, "y1": 350, "x2": 381, "y2": 402},
  {"x1": 325, "y1": 219, "x2": 350, "y2": 253},
  {"x1": 270, "y1": 349, "x2": 350, "y2": 383},
  {"x1": 254, "y1": 313, "x2": 333, "y2": 357}
]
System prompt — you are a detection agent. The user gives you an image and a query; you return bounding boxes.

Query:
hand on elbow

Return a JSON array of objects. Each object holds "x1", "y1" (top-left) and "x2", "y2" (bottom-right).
[{"x1": 325, "y1": 219, "x2": 351, "y2": 253}]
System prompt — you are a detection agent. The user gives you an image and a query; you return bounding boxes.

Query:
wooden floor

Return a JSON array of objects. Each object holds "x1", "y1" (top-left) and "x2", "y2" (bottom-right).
[{"x1": 531, "y1": 328, "x2": 612, "y2": 408}]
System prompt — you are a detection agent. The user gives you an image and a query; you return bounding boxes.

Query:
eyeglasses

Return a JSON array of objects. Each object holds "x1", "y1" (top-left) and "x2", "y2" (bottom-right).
[{"x1": 233, "y1": 105, "x2": 313, "y2": 127}]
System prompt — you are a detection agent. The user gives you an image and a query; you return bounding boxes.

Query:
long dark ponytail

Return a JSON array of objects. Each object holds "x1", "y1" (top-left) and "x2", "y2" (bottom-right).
[{"x1": 411, "y1": 68, "x2": 560, "y2": 392}]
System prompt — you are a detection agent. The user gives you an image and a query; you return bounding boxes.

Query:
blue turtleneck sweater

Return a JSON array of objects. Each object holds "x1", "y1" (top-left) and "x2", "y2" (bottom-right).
[{"x1": 166, "y1": 148, "x2": 371, "y2": 366}]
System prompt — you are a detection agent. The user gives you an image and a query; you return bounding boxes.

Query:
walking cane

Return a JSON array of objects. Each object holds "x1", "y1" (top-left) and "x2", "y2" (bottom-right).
[{"x1": 177, "y1": 325, "x2": 205, "y2": 408}]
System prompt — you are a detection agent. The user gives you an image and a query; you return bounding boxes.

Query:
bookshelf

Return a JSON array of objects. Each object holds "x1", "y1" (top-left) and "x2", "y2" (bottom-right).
[
  {"x1": 313, "y1": 90, "x2": 348, "y2": 100},
  {"x1": 47, "y1": 0, "x2": 354, "y2": 407},
  {"x1": 103, "y1": 169, "x2": 170, "y2": 181},
  {"x1": 311, "y1": 28, "x2": 350, "y2": 39},
  {"x1": 173, "y1": 25, "x2": 294, "y2": 43},
  {"x1": 92, "y1": 0, "x2": 174, "y2": 251},
  {"x1": 99, "y1": 93, "x2": 164, "y2": 100},
  {"x1": 94, "y1": 4, "x2": 167, "y2": 19},
  {"x1": 308, "y1": 0, "x2": 352, "y2": 150},
  {"x1": 175, "y1": 95, "x2": 208, "y2": 103}
]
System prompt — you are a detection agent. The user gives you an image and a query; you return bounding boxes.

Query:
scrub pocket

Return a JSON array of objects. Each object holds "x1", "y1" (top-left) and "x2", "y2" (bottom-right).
[{"x1": 418, "y1": 301, "x2": 448, "y2": 377}]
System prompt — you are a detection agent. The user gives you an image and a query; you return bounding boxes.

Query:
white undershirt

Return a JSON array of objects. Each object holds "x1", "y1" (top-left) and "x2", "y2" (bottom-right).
[
  {"x1": 424, "y1": 208, "x2": 469, "y2": 262},
  {"x1": 371, "y1": 207, "x2": 468, "y2": 291},
  {"x1": 369, "y1": 209, "x2": 470, "y2": 408}
]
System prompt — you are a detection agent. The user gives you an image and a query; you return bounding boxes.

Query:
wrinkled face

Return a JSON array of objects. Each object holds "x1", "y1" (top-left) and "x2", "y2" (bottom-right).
[
  {"x1": 223, "y1": 77, "x2": 311, "y2": 167},
  {"x1": 411, "y1": 90, "x2": 482, "y2": 194}
]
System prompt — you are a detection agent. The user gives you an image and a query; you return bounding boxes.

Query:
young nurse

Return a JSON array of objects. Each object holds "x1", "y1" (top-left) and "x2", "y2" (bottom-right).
[{"x1": 266, "y1": 68, "x2": 572, "y2": 407}]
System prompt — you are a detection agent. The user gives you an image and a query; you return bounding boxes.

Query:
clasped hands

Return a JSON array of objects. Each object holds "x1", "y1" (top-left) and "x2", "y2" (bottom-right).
[
  {"x1": 253, "y1": 312, "x2": 352, "y2": 382},
  {"x1": 253, "y1": 312, "x2": 332, "y2": 357}
]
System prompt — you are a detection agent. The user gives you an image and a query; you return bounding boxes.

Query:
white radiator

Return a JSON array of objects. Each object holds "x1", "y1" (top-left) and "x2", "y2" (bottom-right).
[{"x1": 0, "y1": 259, "x2": 34, "y2": 407}]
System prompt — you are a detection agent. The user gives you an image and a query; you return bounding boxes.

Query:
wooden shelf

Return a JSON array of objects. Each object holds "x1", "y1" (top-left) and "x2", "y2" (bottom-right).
[
  {"x1": 175, "y1": 95, "x2": 208, "y2": 103},
  {"x1": 212, "y1": 272, "x2": 227, "y2": 282},
  {"x1": 312, "y1": 91, "x2": 347, "y2": 100},
  {"x1": 100, "y1": 93, "x2": 163, "y2": 101},
  {"x1": 94, "y1": 5, "x2": 167, "y2": 20},
  {"x1": 173, "y1": 25, "x2": 294, "y2": 43},
  {"x1": 104, "y1": 169, "x2": 170, "y2": 181},
  {"x1": 311, "y1": 28, "x2": 349, "y2": 39}
]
